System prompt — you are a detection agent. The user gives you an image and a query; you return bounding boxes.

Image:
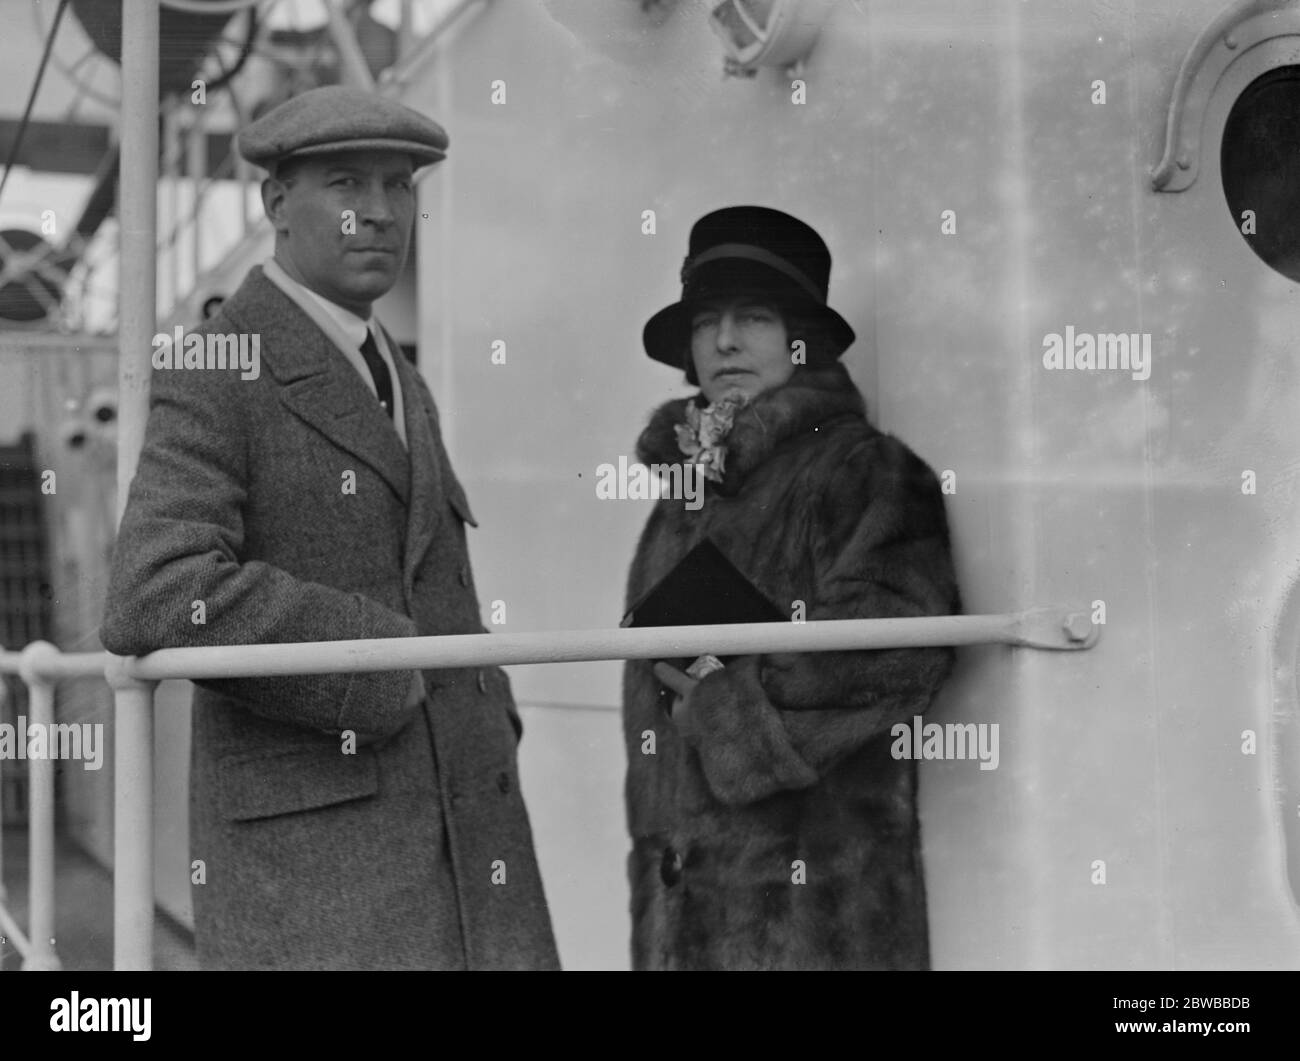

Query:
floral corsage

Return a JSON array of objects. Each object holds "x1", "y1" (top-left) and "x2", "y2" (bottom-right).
[{"x1": 674, "y1": 395, "x2": 747, "y2": 483}]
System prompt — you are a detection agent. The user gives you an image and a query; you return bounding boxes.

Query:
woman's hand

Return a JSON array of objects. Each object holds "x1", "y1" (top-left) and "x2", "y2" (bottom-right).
[
  {"x1": 652, "y1": 662, "x2": 699, "y2": 734},
  {"x1": 669, "y1": 692, "x2": 694, "y2": 736},
  {"x1": 656, "y1": 654, "x2": 819, "y2": 805}
]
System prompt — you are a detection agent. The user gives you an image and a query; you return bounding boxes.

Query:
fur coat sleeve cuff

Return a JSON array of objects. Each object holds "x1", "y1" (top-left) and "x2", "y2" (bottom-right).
[
  {"x1": 678, "y1": 656, "x2": 819, "y2": 806},
  {"x1": 760, "y1": 645, "x2": 955, "y2": 714}
]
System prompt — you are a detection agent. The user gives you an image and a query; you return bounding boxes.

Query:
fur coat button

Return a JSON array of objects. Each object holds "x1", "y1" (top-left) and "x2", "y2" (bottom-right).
[{"x1": 660, "y1": 846, "x2": 683, "y2": 887}]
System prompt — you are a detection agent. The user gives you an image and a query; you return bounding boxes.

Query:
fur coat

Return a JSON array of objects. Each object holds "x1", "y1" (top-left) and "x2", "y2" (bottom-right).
[{"x1": 622, "y1": 362, "x2": 960, "y2": 970}]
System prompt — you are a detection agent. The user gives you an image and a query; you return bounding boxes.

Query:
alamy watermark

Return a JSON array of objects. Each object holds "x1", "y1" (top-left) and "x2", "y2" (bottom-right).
[
  {"x1": 1042, "y1": 326, "x2": 1150, "y2": 381},
  {"x1": 891, "y1": 715, "x2": 999, "y2": 771},
  {"x1": 152, "y1": 326, "x2": 260, "y2": 380},
  {"x1": 595, "y1": 457, "x2": 704, "y2": 510},
  {"x1": 0, "y1": 717, "x2": 104, "y2": 771},
  {"x1": 50, "y1": 992, "x2": 150, "y2": 1040}
]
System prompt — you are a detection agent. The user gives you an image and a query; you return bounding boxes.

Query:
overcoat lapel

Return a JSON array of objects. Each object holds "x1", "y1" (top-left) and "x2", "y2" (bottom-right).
[
  {"x1": 229, "y1": 268, "x2": 410, "y2": 504},
  {"x1": 389, "y1": 333, "x2": 444, "y2": 581}
]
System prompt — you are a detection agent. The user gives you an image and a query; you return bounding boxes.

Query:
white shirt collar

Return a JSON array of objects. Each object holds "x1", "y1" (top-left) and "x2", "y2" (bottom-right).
[
  {"x1": 261, "y1": 256, "x2": 407, "y2": 446},
  {"x1": 263, "y1": 257, "x2": 375, "y2": 348}
]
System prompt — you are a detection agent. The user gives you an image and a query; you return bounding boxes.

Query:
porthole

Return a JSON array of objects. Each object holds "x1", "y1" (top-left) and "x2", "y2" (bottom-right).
[{"x1": 1221, "y1": 65, "x2": 1300, "y2": 282}]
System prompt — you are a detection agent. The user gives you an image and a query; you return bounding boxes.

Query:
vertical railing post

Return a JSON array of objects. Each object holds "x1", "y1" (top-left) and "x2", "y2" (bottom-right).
[
  {"x1": 0, "y1": 661, "x2": 8, "y2": 911},
  {"x1": 18, "y1": 642, "x2": 62, "y2": 970},
  {"x1": 117, "y1": 0, "x2": 160, "y2": 974},
  {"x1": 186, "y1": 109, "x2": 206, "y2": 292},
  {"x1": 235, "y1": 144, "x2": 251, "y2": 239},
  {"x1": 105, "y1": 658, "x2": 156, "y2": 971},
  {"x1": 117, "y1": 0, "x2": 159, "y2": 518},
  {"x1": 161, "y1": 97, "x2": 180, "y2": 318}
]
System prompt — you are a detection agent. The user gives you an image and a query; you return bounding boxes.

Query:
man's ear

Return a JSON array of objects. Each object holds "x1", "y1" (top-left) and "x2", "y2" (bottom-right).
[{"x1": 261, "y1": 177, "x2": 290, "y2": 235}]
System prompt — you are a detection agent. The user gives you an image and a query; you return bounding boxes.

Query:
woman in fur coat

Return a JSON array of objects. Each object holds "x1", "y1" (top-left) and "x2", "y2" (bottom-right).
[{"x1": 623, "y1": 206, "x2": 961, "y2": 970}]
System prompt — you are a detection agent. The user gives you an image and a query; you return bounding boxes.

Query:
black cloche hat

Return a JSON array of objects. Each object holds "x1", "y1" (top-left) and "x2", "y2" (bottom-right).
[{"x1": 642, "y1": 205, "x2": 856, "y2": 368}]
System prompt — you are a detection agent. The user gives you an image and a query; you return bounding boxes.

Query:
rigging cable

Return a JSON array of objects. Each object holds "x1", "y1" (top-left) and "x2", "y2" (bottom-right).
[{"x1": 0, "y1": 0, "x2": 72, "y2": 209}]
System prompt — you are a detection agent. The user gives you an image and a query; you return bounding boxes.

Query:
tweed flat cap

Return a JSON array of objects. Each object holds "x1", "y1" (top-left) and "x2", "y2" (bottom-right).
[{"x1": 237, "y1": 85, "x2": 448, "y2": 172}]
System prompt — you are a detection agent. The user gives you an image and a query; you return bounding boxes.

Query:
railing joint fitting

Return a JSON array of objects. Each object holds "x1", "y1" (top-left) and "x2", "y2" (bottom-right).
[
  {"x1": 104, "y1": 654, "x2": 156, "y2": 692},
  {"x1": 18, "y1": 640, "x2": 61, "y2": 687}
]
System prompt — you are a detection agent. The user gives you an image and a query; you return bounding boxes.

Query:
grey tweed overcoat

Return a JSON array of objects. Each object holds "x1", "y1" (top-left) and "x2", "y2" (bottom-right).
[{"x1": 101, "y1": 266, "x2": 559, "y2": 970}]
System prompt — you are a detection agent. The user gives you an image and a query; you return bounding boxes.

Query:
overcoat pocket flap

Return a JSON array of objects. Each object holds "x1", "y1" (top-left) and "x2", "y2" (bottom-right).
[
  {"x1": 446, "y1": 476, "x2": 479, "y2": 527},
  {"x1": 218, "y1": 747, "x2": 380, "y2": 822}
]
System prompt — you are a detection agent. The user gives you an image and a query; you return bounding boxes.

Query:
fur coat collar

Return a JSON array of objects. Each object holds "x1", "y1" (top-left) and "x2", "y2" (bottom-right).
[{"x1": 636, "y1": 363, "x2": 869, "y2": 494}]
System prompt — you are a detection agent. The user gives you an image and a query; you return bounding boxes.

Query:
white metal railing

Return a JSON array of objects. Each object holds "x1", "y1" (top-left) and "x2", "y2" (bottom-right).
[
  {"x1": 0, "y1": 607, "x2": 1099, "y2": 969},
  {"x1": 0, "y1": 643, "x2": 103, "y2": 969}
]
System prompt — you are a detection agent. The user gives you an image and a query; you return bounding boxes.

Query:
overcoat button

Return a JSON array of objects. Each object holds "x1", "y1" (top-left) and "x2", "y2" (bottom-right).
[
  {"x1": 477, "y1": 670, "x2": 488, "y2": 693},
  {"x1": 497, "y1": 771, "x2": 510, "y2": 794},
  {"x1": 458, "y1": 565, "x2": 470, "y2": 587},
  {"x1": 660, "y1": 846, "x2": 683, "y2": 887}
]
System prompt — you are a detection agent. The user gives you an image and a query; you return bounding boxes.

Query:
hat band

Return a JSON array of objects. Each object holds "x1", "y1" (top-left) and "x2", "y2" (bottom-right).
[{"x1": 682, "y1": 243, "x2": 824, "y2": 303}]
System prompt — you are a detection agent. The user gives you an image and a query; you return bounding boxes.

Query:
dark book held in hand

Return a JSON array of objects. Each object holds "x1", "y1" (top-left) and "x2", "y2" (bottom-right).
[{"x1": 622, "y1": 539, "x2": 785, "y2": 695}]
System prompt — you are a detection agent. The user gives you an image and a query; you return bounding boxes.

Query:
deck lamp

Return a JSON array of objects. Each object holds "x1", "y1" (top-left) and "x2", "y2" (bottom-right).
[{"x1": 707, "y1": 0, "x2": 834, "y2": 76}]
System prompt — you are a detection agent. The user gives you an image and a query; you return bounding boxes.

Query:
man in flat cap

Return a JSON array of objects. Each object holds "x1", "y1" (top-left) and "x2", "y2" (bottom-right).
[{"x1": 102, "y1": 86, "x2": 560, "y2": 970}]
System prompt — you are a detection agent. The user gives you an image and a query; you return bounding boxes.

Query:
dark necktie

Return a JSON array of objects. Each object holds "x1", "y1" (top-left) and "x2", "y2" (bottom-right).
[{"x1": 359, "y1": 329, "x2": 394, "y2": 419}]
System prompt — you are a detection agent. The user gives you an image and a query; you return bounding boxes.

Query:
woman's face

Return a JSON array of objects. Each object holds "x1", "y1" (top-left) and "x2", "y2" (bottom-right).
[{"x1": 689, "y1": 296, "x2": 795, "y2": 404}]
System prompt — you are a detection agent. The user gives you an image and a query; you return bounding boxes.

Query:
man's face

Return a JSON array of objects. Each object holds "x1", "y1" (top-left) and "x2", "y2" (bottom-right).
[
  {"x1": 689, "y1": 296, "x2": 795, "y2": 403},
  {"x1": 263, "y1": 150, "x2": 416, "y2": 317}
]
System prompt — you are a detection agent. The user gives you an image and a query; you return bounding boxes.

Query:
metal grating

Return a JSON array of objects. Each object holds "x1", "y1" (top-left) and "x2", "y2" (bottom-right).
[{"x1": 0, "y1": 431, "x2": 53, "y2": 826}]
